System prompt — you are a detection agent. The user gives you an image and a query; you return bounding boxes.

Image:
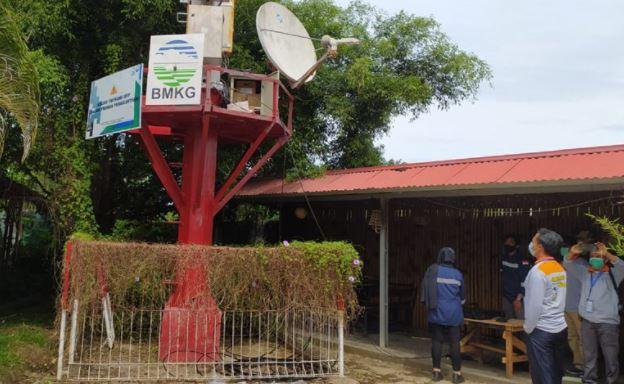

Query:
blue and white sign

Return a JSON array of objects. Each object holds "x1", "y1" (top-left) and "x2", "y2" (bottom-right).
[
  {"x1": 146, "y1": 34, "x2": 204, "y2": 106},
  {"x1": 86, "y1": 64, "x2": 143, "y2": 140}
]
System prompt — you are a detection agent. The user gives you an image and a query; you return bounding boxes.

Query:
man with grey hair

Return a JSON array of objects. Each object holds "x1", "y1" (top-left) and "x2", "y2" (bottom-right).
[{"x1": 523, "y1": 228, "x2": 567, "y2": 384}]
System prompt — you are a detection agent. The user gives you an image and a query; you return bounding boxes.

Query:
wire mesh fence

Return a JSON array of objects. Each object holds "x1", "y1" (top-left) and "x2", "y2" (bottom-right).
[{"x1": 58, "y1": 302, "x2": 344, "y2": 382}]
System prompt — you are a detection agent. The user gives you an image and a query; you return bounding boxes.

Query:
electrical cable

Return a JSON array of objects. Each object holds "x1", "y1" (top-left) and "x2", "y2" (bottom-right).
[
  {"x1": 206, "y1": 78, "x2": 326, "y2": 243},
  {"x1": 259, "y1": 28, "x2": 323, "y2": 41},
  {"x1": 222, "y1": 344, "x2": 293, "y2": 361},
  {"x1": 372, "y1": 344, "x2": 430, "y2": 360},
  {"x1": 287, "y1": 146, "x2": 327, "y2": 241},
  {"x1": 416, "y1": 191, "x2": 624, "y2": 216}
]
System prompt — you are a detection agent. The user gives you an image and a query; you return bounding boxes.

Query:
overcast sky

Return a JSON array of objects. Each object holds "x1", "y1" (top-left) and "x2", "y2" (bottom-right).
[{"x1": 334, "y1": 0, "x2": 624, "y2": 162}]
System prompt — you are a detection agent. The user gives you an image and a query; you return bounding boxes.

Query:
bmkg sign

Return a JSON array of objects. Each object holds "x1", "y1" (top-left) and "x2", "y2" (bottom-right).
[{"x1": 146, "y1": 34, "x2": 205, "y2": 105}]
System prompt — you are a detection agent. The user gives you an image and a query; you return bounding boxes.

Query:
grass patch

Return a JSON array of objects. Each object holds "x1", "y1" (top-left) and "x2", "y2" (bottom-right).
[
  {"x1": 0, "y1": 297, "x2": 55, "y2": 383},
  {"x1": 0, "y1": 323, "x2": 53, "y2": 383},
  {"x1": 0, "y1": 325, "x2": 48, "y2": 367}
]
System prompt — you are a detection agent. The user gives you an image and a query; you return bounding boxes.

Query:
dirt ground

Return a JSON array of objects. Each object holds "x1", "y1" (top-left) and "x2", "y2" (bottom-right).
[{"x1": 339, "y1": 352, "x2": 487, "y2": 384}]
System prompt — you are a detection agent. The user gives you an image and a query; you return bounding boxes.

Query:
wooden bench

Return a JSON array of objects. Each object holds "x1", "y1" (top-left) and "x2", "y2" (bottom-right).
[{"x1": 460, "y1": 318, "x2": 527, "y2": 378}]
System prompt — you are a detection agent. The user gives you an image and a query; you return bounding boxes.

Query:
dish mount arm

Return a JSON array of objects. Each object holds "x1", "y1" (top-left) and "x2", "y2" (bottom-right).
[{"x1": 290, "y1": 35, "x2": 360, "y2": 89}]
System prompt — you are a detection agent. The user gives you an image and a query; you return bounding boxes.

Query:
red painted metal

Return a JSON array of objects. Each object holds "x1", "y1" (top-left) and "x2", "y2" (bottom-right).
[
  {"x1": 96, "y1": 263, "x2": 109, "y2": 298},
  {"x1": 159, "y1": 254, "x2": 221, "y2": 363},
  {"x1": 159, "y1": 300, "x2": 222, "y2": 362},
  {"x1": 132, "y1": 65, "x2": 293, "y2": 363},
  {"x1": 126, "y1": 125, "x2": 172, "y2": 136},
  {"x1": 239, "y1": 144, "x2": 624, "y2": 197},
  {"x1": 215, "y1": 136, "x2": 288, "y2": 213},
  {"x1": 138, "y1": 125, "x2": 185, "y2": 212},
  {"x1": 214, "y1": 121, "x2": 276, "y2": 204}
]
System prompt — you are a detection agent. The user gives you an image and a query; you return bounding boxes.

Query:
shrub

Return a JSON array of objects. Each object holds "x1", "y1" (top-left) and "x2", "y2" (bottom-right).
[
  {"x1": 60, "y1": 240, "x2": 362, "y2": 320},
  {"x1": 589, "y1": 214, "x2": 624, "y2": 257}
]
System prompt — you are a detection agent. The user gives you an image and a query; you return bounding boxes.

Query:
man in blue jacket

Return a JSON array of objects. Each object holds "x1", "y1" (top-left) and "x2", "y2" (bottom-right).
[{"x1": 421, "y1": 247, "x2": 466, "y2": 383}]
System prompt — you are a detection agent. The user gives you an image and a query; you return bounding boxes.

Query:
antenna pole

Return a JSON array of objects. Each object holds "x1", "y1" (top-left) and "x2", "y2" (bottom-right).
[
  {"x1": 290, "y1": 51, "x2": 331, "y2": 89},
  {"x1": 290, "y1": 36, "x2": 360, "y2": 89}
]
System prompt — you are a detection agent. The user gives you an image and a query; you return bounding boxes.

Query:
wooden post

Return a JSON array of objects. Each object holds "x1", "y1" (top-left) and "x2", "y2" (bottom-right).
[
  {"x1": 379, "y1": 197, "x2": 389, "y2": 348},
  {"x1": 504, "y1": 330, "x2": 513, "y2": 378}
]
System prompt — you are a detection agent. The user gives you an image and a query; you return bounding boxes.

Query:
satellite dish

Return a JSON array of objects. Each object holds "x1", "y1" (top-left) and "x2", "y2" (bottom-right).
[
  {"x1": 256, "y1": 2, "x2": 360, "y2": 89},
  {"x1": 256, "y1": 2, "x2": 317, "y2": 84}
]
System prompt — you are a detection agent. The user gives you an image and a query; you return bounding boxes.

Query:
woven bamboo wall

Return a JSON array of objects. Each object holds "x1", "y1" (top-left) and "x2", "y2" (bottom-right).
[{"x1": 279, "y1": 191, "x2": 624, "y2": 332}]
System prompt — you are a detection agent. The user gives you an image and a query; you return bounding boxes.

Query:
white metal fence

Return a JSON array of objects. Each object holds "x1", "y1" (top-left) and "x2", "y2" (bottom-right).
[{"x1": 57, "y1": 302, "x2": 344, "y2": 382}]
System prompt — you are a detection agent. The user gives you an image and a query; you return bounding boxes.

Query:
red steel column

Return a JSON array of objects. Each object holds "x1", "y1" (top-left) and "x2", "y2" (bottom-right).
[
  {"x1": 178, "y1": 115, "x2": 217, "y2": 245},
  {"x1": 160, "y1": 116, "x2": 221, "y2": 363}
]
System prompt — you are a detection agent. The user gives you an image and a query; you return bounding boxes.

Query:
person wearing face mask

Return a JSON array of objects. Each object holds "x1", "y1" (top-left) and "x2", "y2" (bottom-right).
[
  {"x1": 561, "y1": 232, "x2": 591, "y2": 378},
  {"x1": 564, "y1": 242, "x2": 624, "y2": 384},
  {"x1": 421, "y1": 247, "x2": 466, "y2": 383},
  {"x1": 500, "y1": 235, "x2": 531, "y2": 319},
  {"x1": 524, "y1": 228, "x2": 567, "y2": 384}
]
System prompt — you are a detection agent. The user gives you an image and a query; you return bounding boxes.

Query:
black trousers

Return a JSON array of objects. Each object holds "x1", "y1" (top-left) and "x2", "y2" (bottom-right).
[
  {"x1": 429, "y1": 323, "x2": 462, "y2": 371},
  {"x1": 526, "y1": 328, "x2": 567, "y2": 384}
]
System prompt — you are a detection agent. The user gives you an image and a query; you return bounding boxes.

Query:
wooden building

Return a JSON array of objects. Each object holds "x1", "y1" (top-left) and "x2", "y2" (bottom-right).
[{"x1": 239, "y1": 145, "x2": 624, "y2": 346}]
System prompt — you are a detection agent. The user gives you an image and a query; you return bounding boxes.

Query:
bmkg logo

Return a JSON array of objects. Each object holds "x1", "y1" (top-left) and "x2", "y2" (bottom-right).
[
  {"x1": 153, "y1": 39, "x2": 198, "y2": 87},
  {"x1": 149, "y1": 38, "x2": 201, "y2": 102}
]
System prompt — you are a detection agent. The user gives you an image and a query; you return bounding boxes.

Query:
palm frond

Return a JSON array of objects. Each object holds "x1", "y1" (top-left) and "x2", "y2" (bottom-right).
[
  {"x1": 0, "y1": 110, "x2": 6, "y2": 158},
  {"x1": 0, "y1": 3, "x2": 40, "y2": 160}
]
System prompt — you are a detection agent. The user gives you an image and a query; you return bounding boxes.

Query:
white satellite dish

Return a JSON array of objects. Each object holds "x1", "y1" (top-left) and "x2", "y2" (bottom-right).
[
  {"x1": 256, "y1": 2, "x2": 360, "y2": 89},
  {"x1": 256, "y1": 2, "x2": 317, "y2": 84}
]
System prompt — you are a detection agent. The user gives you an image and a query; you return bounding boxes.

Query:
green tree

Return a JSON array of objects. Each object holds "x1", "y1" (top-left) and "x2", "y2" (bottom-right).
[
  {"x1": 590, "y1": 215, "x2": 624, "y2": 257},
  {"x1": 233, "y1": 0, "x2": 491, "y2": 169},
  {"x1": 2, "y1": 0, "x2": 491, "y2": 240},
  {"x1": 0, "y1": 1, "x2": 39, "y2": 160}
]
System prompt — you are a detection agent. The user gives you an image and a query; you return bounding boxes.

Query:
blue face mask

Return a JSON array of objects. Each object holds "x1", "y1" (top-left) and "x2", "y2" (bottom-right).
[{"x1": 528, "y1": 242, "x2": 536, "y2": 257}]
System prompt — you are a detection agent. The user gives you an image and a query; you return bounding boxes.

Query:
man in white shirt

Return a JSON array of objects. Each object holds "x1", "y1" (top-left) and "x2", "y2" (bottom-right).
[{"x1": 524, "y1": 228, "x2": 567, "y2": 384}]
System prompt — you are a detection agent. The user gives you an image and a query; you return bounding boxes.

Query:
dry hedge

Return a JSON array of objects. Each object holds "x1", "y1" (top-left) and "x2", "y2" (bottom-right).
[{"x1": 61, "y1": 240, "x2": 362, "y2": 320}]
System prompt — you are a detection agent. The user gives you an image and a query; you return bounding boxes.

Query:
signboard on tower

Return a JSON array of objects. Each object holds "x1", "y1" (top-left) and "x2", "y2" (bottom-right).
[
  {"x1": 86, "y1": 64, "x2": 143, "y2": 140},
  {"x1": 146, "y1": 34, "x2": 205, "y2": 106}
]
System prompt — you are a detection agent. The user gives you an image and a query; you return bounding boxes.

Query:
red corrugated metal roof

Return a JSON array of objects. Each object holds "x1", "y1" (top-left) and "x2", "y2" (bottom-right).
[{"x1": 239, "y1": 144, "x2": 624, "y2": 197}]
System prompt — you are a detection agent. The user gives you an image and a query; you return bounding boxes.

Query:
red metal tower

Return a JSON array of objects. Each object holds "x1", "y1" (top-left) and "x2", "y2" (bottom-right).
[
  {"x1": 132, "y1": 65, "x2": 293, "y2": 361},
  {"x1": 137, "y1": 65, "x2": 292, "y2": 244}
]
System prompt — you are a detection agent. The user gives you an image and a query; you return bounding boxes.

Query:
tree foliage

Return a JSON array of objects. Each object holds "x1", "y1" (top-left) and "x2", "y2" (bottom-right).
[
  {"x1": 589, "y1": 214, "x2": 624, "y2": 258},
  {"x1": 0, "y1": 0, "x2": 40, "y2": 160},
  {"x1": 233, "y1": 0, "x2": 491, "y2": 168},
  {"x1": 0, "y1": 0, "x2": 491, "y2": 242}
]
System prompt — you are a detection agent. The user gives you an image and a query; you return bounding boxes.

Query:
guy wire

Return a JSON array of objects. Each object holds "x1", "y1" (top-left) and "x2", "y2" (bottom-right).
[
  {"x1": 260, "y1": 28, "x2": 322, "y2": 41},
  {"x1": 287, "y1": 146, "x2": 327, "y2": 241}
]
